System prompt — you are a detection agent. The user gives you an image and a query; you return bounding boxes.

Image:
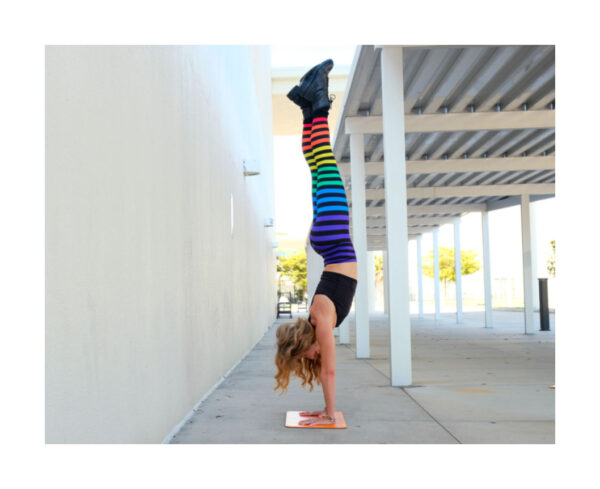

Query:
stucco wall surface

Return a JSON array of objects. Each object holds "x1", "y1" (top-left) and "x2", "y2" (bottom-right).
[{"x1": 46, "y1": 45, "x2": 276, "y2": 443}]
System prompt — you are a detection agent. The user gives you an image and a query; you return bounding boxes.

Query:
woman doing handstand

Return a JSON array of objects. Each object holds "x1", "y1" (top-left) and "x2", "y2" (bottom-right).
[{"x1": 274, "y1": 59, "x2": 358, "y2": 426}]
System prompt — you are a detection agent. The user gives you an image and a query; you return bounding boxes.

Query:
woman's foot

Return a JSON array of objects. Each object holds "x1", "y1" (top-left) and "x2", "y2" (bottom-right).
[
  {"x1": 297, "y1": 59, "x2": 334, "y2": 113},
  {"x1": 286, "y1": 85, "x2": 312, "y2": 121}
]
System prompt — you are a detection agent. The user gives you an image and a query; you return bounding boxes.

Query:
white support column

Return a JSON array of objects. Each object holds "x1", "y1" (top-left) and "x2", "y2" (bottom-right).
[
  {"x1": 520, "y1": 194, "x2": 535, "y2": 334},
  {"x1": 481, "y1": 210, "x2": 493, "y2": 328},
  {"x1": 339, "y1": 314, "x2": 350, "y2": 344},
  {"x1": 383, "y1": 250, "x2": 390, "y2": 315},
  {"x1": 417, "y1": 235, "x2": 424, "y2": 318},
  {"x1": 367, "y1": 251, "x2": 376, "y2": 314},
  {"x1": 381, "y1": 46, "x2": 412, "y2": 386},
  {"x1": 349, "y1": 133, "x2": 370, "y2": 358},
  {"x1": 530, "y1": 203, "x2": 539, "y2": 310},
  {"x1": 433, "y1": 227, "x2": 441, "y2": 320},
  {"x1": 454, "y1": 219, "x2": 463, "y2": 323}
]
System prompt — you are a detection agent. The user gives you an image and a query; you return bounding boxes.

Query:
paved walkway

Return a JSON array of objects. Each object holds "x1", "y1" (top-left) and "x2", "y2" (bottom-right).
[{"x1": 169, "y1": 310, "x2": 555, "y2": 444}]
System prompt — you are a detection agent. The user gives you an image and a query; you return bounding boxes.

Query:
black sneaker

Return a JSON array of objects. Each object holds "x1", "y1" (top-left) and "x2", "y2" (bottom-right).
[
  {"x1": 297, "y1": 59, "x2": 334, "y2": 112},
  {"x1": 286, "y1": 85, "x2": 312, "y2": 121}
]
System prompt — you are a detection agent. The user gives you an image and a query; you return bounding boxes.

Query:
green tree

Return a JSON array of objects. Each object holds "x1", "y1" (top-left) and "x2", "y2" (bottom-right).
[
  {"x1": 277, "y1": 252, "x2": 307, "y2": 299},
  {"x1": 546, "y1": 239, "x2": 555, "y2": 278},
  {"x1": 422, "y1": 247, "x2": 481, "y2": 293},
  {"x1": 374, "y1": 253, "x2": 383, "y2": 282}
]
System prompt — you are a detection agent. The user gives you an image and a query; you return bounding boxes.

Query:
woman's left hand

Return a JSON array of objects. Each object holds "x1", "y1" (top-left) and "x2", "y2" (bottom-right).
[
  {"x1": 299, "y1": 409, "x2": 326, "y2": 417},
  {"x1": 298, "y1": 415, "x2": 335, "y2": 426}
]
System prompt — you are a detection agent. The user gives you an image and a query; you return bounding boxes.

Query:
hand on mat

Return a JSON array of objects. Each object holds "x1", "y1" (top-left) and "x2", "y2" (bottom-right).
[
  {"x1": 298, "y1": 414, "x2": 335, "y2": 426},
  {"x1": 299, "y1": 409, "x2": 326, "y2": 417}
]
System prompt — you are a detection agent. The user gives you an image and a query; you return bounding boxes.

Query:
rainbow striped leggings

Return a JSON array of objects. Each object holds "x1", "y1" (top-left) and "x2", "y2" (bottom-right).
[{"x1": 303, "y1": 116, "x2": 357, "y2": 266}]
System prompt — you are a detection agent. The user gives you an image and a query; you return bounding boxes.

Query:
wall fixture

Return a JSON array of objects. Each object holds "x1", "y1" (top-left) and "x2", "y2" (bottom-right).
[{"x1": 243, "y1": 159, "x2": 260, "y2": 176}]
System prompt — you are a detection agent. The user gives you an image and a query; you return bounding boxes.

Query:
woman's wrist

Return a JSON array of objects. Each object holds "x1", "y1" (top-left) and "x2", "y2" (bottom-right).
[{"x1": 322, "y1": 411, "x2": 336, "y2": 422}]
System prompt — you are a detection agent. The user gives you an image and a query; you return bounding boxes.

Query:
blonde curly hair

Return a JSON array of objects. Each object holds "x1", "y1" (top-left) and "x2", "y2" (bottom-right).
[{"x1": 274, "y1": 317, "x2": 322, "y2": 394}]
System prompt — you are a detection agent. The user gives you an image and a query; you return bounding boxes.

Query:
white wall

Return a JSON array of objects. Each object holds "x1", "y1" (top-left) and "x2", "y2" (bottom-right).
[{"x1": 46, "y1": 46, "x2": 277, "y2": 443}]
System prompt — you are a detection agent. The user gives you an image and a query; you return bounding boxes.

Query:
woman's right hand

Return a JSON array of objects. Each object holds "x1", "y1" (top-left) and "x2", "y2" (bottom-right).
[{"x1": 299, "y1": 409, "x2": 326, "y2": 417}]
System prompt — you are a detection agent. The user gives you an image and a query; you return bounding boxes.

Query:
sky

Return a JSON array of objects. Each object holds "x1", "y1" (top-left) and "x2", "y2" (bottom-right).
[
  {"x1": 271, "y1": 45, "x2": 557, "y2": 281},
  {"x1": 271, "y1": 45, "x2": 356, "y2": 69}
]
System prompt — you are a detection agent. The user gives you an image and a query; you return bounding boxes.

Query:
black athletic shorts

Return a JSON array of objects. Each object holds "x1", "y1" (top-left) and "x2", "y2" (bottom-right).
[{"x1": 308, "y1": 271, "x2": 358, "y2": 328}]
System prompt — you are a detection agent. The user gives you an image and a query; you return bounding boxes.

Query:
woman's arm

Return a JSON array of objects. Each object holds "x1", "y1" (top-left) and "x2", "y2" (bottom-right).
[{"x1": 315, "y1": 311, "x2": 336, "y2": 419}]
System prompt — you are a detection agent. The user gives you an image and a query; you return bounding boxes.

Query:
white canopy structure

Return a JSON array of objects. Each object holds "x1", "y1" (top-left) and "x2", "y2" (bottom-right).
[{"x1": 329, "y1": 45, "x2": 555, "y2": 386}]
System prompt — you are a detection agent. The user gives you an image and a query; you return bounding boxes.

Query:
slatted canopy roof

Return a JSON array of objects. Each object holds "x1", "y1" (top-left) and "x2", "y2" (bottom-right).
[{"x1": 332, "y1": 45, "x2": 555, "y2": 250}]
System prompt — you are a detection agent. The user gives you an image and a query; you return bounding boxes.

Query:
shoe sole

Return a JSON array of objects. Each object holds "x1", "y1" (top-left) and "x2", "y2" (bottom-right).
[
  {"x1": 299, "y1": 59, "x2": 328, "y2": 84},
  {"x1": 300, "y1": 59, "x2": 333, "y2": 88},
  {"x1": 298, "y1": 59, "x2": 334, "y2": 99}
]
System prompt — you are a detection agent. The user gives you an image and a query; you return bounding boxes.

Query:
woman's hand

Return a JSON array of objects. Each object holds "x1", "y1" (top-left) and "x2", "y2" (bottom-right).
[
  {"x1": 299, "y1": 409, "x2": 326, "y2": 417},
  {"x1": 298, "y1": 414, "x2": 335, "y2": 426}
]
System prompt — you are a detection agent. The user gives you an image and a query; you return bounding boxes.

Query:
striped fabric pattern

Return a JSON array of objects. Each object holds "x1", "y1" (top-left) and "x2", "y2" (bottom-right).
[
  {"x1": 303, "y1": 116, "x2": 357, "y2": 266},
  {"x1": 301, "y1": 122, "x2": 318, "y2": 219}
]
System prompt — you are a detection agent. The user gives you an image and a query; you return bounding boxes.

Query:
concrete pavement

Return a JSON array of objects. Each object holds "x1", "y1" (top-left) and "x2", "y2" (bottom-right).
[{"x1": 169, "y1": 310, "x2": 555, "y2": 444}]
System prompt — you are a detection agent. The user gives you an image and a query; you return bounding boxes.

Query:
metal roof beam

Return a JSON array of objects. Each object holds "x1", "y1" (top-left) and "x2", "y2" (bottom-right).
[
  {"x1": 407, "y1": 155, "x2": 554, "y2": 173},
  {"x1": 501, "y1": 50, "x2": 555, "y2": 111},
  {"x1": 365, "y1": 203, "x2": 485, "y2": 216},
  {"x1": 486, "y1": 194, "x2": 554, "y2": 211},
  {"x1": 404, "y1": 48, "x2": 453, "y2": 113},
  {"x1": 362, "y1": 216, "x2": 462, "y2": 227},
  {"x1": 364, "y1": 224, "x2": 442, "y2": 236},
  {"x1": 349, "y1": 183, "x2": 554, "y2": 200},
  {"x1": 475, "y1": 46, "x2": 547, "y2": 112},
  {"x1": 338, "y1": 156, "x2": 554, "y2": 176},
  {"x1": 339, "y1": 161, "x2": 379, "y2": 176},
  {"x1": 422, "y1": 47, "x2": 487, "y2": 114},
  {"x1": 345, "y1": 110, "x2": 554, "y2": 134},
  {"x1": 404, "y1": 183, "x2": 555, "y2": 199},
  {"x1": 529, "y1": 88, "x2": 555, "y2": 110}
]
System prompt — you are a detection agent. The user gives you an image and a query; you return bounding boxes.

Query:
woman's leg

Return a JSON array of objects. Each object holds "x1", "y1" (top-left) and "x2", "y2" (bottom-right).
[
  {"x1": 302, "y1": 120, "x2": 318, "y2": 221},
  {"x1": 309, "y1": 111, "x2": 357, "y2": 265}
]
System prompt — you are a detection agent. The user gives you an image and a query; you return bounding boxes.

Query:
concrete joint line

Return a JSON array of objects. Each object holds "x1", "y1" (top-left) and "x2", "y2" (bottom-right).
[
  {"x1": 341, "y1": 344, "x2": 462, "y2": 444},
  {"x1": 399, "y1": 387, "x2": 462, "y2": 444}
]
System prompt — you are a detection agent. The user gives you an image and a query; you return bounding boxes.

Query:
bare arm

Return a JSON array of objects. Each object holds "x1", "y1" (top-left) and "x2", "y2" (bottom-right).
[
  {"x1": 320, "y1": 367, "x2": 336, "y2": 418},
  {"x1": 314, "y1": 306, "x2": 337, "y2": 418}
]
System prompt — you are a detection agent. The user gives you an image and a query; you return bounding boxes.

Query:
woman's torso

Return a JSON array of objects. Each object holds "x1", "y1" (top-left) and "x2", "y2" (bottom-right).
[{"x1": 323, "y1": 261, "x2": 358, "y2": 280}]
